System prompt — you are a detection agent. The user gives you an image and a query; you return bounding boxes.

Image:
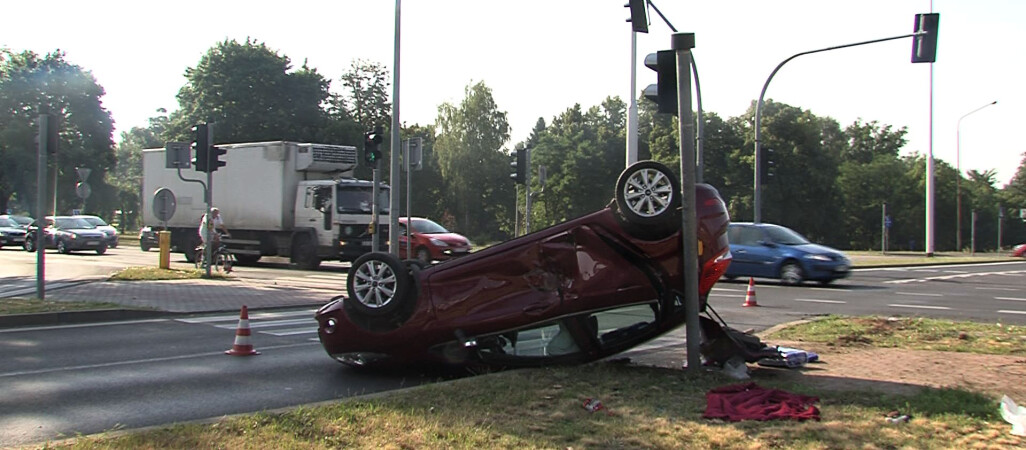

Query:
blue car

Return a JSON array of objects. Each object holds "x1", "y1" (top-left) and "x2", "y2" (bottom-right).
[{"x1": 723, "y1": 222, "x2": 850, "y2": 285}]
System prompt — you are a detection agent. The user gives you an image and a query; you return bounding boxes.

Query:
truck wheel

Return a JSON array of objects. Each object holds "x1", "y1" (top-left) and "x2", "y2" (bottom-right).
[
  {"x1": 346, "y1": 252, "x2": 411, "y2": 318},
  {"x1": 235, "y1": 254, "x2": 261, "y2": 265},
  {"x1": 614, "y1": 160, "x2": 681, "y2": 239},
  {"x1": 290, "y1": 235, "x2": 321, "y2": 270}
]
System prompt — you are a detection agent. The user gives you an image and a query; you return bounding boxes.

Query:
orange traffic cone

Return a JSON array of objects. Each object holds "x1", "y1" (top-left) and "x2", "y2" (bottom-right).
[
  {"x1": 225, "y1": 305, "x2": 260, "y2": 356},
  {"x1": 742, "y1": 277, "x2": 759, "y2": 307}
]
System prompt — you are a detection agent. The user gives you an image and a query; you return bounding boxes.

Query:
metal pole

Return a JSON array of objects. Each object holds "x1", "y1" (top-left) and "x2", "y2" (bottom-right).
[
  {"x1": 35, "y1": 114, "x2": 49, "y2": 300},
  {"x1": 671, "y1": 33, "x2": 700, "y2": 372},
  {"x1": 971, "y1": 210, "x2": 977, "y2": 255},
  {"x1": 524, "y1": 149, "x2": 532, "y2": 234},
  {"x1": 388, "y1": 0, "x2": 402, "y2": 256},
  {"x1": 405, "y1": 139, "x2": 412, "y2": 258},
  {"x1": 692, "y1": 56, "x2": 704, "y2": 184},
  {"x1": 513, "y1": 184, "x2": 519, "y2": 237},
  {"x1": 882, "y1": 203, "x2": 887, "y2": 253},
  {"x1": 204, "y1": 124, "x2": 214, "y2": 278},
  {"x1": 956, "y1": 100, "x2": 998, "y2": 252},
  {"x1": 998, "y1": 206, "x2": 1003, "y2": 251},
  {"x1": 753, "y1": 33, "x2": 917, "y2": 223},
  {"x1": 627, "y1": 30, "x2": 639, "y2": 166},
  {"x1": 371, "y1": 167, "x2": 380, "y2": 253}
]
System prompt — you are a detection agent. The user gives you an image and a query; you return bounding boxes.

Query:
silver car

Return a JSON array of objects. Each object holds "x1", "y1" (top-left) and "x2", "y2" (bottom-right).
[{"x1": 72, "y1": 215, "x2": 119, "y2": 248}]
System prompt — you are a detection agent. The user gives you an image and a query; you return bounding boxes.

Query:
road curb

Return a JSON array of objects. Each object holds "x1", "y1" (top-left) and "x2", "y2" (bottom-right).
[{"x1": 0, "y1": 304, "x2": 321, "y2": 329}]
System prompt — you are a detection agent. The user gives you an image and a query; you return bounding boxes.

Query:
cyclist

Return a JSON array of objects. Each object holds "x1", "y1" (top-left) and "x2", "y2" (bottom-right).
[{"x1": 199, "y1": 207, "x2": 230, "y2": 247}]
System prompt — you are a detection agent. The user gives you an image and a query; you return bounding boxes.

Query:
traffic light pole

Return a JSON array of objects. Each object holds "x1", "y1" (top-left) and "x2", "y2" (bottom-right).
[
  {"x1": 670, "y1": 33, "x2": 702, "y2": 373},
  {"x1": 752, "y1": 32, "x2": 921, "y2": 224},
  {"x1": 204, "y1": 124, "x2": 214, "y2": 278}
]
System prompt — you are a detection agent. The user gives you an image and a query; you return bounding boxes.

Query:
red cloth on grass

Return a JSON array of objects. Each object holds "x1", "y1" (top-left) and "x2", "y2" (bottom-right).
[{"x1": 704, "y1": 382, "x2": 820, "y2": 422}]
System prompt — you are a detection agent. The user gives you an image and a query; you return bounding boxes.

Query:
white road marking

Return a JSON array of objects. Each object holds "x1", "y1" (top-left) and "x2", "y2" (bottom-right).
[
  {"x1": 177, "y1": 309, "x2": 315, "y2": 324},
  {"x1": 215, "y1": 318, "x2": 313, "y2": 329},
  {"x1": 998, "y1": 310, "x2": 1026, "y2": 315},
  {"x1": 0, "y1": 319, "x2": 169, "y2": 334},
  {"x1": 886, "y1": 269, "x2": 1026, "y2": 284},
  {"x1": 262, "y1": 327, "x2": 319, "y2": 336},
  {"x1": 809, "y1": 287, "x2": 849, "y2": 292},
  {"x1": 977, "y1": 287, "x2": 1019, "y2": 291},
  {"x1": 795, "y1": 298, "x2": 846, "y2": 304},
  {"x1": 996, "y1": 297, "x2": 1026, "y2": 302},
  {"x1": 895, "y1": 291, "x2": 943, "y2": 297},
  {"x1": 888, "y1": 304, "x2": 952, "y2": 310}
]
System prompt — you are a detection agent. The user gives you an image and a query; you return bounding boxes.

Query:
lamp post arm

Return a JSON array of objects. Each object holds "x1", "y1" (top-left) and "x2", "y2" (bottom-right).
[{"x1": 753, "y1": 32, "x2": 918, "y2": 223}]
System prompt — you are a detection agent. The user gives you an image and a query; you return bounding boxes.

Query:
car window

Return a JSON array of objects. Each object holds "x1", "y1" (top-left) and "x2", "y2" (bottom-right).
[
  {"x1": 411, "y1": 218, "x2": 448, "y2": 234},
  {"x1": 0, "y1": 218, "x2": 16, "y2": 227},
  {"x1": 728, "y1": 225, "x2": 762, "y2": 246},
  {"x1": 81, "y1": 216, "x2": 108, "y2": 227},
  {"x1": 763, "y1": 225, "x2": 810, "y2": 245}
]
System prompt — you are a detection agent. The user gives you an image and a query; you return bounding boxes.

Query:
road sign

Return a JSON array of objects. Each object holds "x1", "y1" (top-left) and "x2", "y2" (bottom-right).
[
  {"x1": 152, "y1": 188, "x2": 177, "y2": 222},
  {"x1": 885, "y1": 215, "x2": 892, "y2": 229},
  {"x1": 75, "y1": 182, "x2": 91, "y2": 199},
  {"x1": 165, "y1": 142, "x2": 191, "y2": 169}
]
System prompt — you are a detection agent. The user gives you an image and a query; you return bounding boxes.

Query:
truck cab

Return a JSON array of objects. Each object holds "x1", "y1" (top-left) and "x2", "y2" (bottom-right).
[{"x1": 297, "y1": 178, "x2": 389, "y2": 265}]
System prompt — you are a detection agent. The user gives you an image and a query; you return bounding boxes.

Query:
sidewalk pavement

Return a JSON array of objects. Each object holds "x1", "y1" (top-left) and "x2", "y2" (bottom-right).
[{"x1": 1, "y1": 276, "x2": 338, "y2": 327}]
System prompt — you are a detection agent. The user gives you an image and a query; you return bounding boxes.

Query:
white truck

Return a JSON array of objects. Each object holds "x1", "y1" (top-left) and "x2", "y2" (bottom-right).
[{"x1": 141, "y1": 141, "x2": 389, "y2": 269}]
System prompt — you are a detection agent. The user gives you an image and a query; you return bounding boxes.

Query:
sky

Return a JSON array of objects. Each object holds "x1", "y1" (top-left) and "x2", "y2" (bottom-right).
[{"x1": 4, "y1": 0, "x2": 1023, "y2": 186}]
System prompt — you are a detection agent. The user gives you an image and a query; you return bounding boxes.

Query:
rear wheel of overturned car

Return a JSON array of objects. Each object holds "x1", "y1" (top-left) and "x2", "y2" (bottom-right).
[
  {"x1": 615, "y1": 160, "x2": 681, "y2": 239},
  {"x1": 346, "y1": 252, "x2": 412, "y2": 319}
]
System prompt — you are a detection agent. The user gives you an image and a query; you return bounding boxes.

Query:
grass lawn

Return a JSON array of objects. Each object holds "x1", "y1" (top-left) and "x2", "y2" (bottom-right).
[{"x1": 36, "y1": 316, "x2": 1026, "y2": 449}]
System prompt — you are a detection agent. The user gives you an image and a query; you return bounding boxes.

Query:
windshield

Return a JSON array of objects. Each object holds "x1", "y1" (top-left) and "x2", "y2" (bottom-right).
[
  {"x1": 336, "y1": 186, "x2": 390, "y2": 214},
  {"x1": 55, "y1": 217, "x2": 95, "y2": 229},
  {"x1": 10, "y1": 216, "x2": 32, "y2": 226},
  {"x1": 0, "y1": 218, "x2": 18, "y2": 227},
  {"x1": 80, "y1": 216, "x2": 108, "y2": 227},
  {"x1": 764, "y1": 225, "x2": 810, "y2": 245},
  {"x1": 410, "y1": 218, "x2": 448, "y2": 234}
]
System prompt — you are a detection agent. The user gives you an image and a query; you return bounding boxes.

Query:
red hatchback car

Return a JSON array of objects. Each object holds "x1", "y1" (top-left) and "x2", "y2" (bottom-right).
[
  {"x1": 316, "y1": 161, "x2": 733, "y2": 369},
  {"x1": 397, "y1": 217, "x2": 472, "y2": 263}
]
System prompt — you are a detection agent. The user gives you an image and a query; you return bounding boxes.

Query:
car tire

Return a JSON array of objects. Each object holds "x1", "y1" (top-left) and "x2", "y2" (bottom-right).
[
  {"x1": 779, "y1": 261, "x2": 804, "y2": 285},
  {"x1": 346, "y1": 252, "x2": 412, "y2": 318},
  {"x1": 57, "y1": 240, "x2": 70, "y2": 254},
  {"x1": 615, "y1": 160, "x2": 681, "y2": 238},
  {"x1": 141, "y1": 243, "x2": 151, "y2": 252},
  {"x1": 25, "y1": 238, "x2": 36, "y2": 252},
  {"x1": 96, "y1": 244, "x2": 107, "y2": 255},
  {"x1": 290, "y1": 235, "x2": 321, "y2": 270},
  {"x1": 235, "y1": 254, "x2": 261, "y2": 265}
]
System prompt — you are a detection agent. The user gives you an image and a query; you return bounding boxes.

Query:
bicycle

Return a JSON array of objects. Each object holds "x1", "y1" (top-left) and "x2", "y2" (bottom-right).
[{"x1": 195, "y1": 235, "x2": 235, "y2": 273}]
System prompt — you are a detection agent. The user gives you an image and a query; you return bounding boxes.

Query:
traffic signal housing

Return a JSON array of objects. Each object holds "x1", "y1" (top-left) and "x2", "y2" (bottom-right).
[
  {"x1": 509, "y1": 149, "x2": 526, "y2": 184},
  {"x1": 210, "y1": 145, "x2": 227, "y2": 172},
  {"x1": 363, "y1": 127, "x2": 383, "y2": 166},
  {"x1": 35, "y1": 113, "x2": 59, "y2": 154},
  {"x1": 625, "y1": 0, "x2": 648, "y2": 33},
  {"x1": 759, "y1": 147, "x2": 776, "y2": 185},
  {"x1": 643, "y1": 50, "x2": 677, "y2": 114},
  {"x1": 191, "y1": 123, "x2": 209, "y2": 172},
  {"x1": 911, "y1": 13, "x2": 940, "y2": 63}
]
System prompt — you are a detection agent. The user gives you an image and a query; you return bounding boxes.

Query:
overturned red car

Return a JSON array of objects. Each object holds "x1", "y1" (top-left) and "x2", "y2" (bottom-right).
[{"x1": 316, "y1": 161, "x2": 733, "y2": 369}]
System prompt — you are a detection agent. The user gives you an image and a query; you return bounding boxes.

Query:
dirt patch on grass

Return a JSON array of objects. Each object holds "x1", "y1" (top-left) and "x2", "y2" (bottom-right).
[{"x1": 759, "y1": 339, "x2": 1026, "y2": 400}]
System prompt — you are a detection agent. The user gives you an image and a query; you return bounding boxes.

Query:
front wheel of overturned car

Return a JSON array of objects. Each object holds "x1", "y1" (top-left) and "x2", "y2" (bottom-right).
[
  {"x1": 346, "y1": 252, "x2": 412, "y2": 319},
  {"x1": 615, "y1": 160, "x2": 681, "y2": 238}
]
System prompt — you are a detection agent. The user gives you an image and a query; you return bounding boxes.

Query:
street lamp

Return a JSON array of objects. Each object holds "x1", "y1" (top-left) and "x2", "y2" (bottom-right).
[{"x1": 955, "y1": 100, "x2": 997, "y2": 251}]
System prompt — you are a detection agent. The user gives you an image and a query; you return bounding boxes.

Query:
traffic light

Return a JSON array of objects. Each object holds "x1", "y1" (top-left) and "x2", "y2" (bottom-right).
[
  {"x1": 625, "y1": 0, "x2": 648, "y2": 33},
  {"x1": 35, "y1": 113, "x2": 59, "y2": 154},
  {"x1": 363, "y1": 127, "x2": 383, "y2": 166},
  {"x1": 509, "y1": 149, "x2": 526, "y2": 184},
  {"x1": 643, "y1": 50, "x2": 677, "y2": 114},
  {"x1": 210, "y1": 145, "x2": 227, "y2": 172},
  {"x1": 911, "y1": 13, "x2": 940, "y2": 63},
  {"x1": 191, "y1": 123, "x2": 209, "y2": 172}
]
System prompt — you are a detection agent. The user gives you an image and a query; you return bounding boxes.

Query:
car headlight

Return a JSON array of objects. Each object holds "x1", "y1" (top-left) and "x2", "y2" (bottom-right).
[
  {"x1": 429, "y1": 238, "x2": 449, "y2": 247},
  {"x1": 805, "y1": 254, "x2": 831, "y2": 262},
  {"x1": 0, "y1": 231, "x2": 7, "y2": 237}
]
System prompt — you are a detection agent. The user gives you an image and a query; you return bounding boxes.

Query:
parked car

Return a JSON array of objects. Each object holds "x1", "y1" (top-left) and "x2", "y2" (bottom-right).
[
  {"x1": 0, "y1": 214, "x2": 33, "y2": 230},
  {"x1": 723, "y1": 222, "x2": 850, "y2": 285},
  {"x1": 1013, "y1": 243, "x2": 1026, "y2": 258},
  {"x1": 24, "y1": 216, "x2": 108, "y2": 255},
  {"x1": 0, "y1": 217, "x2": 28, "y2": 249},
  {"x1": 72, "y1": 214, "x2": 119, "y2": 248},
  {"x1": 397, "y1": 217, "x2": 473, "y2": 263},
  {"x1": 316, "y1": 161, "x2": 734, "y2": 370}
]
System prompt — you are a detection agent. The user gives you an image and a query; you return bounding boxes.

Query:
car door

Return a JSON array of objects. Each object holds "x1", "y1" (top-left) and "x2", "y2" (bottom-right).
[{"x1": 726, "y1": 225, "x2": 762, "y2": 275}]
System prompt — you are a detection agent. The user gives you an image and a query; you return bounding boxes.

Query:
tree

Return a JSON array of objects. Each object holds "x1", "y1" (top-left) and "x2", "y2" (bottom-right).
[
  {"x1": 168, "y1": 38, "x2": 333, "y2": 144},
  {"x1": 338, "y1": 59, "x2": 391, "y2": 130},
  {"x1": 0, "y1": 48, "x2": 115, "y2": 217},
  {"x1": 109, "y1": 109, "x2": 170, "y2": 229},
  {"x1": 433, "y1": 81, "x2": 511, "y2": 240}
]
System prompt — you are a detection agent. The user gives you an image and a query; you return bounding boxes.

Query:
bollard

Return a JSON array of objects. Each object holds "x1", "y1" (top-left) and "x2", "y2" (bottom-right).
[{"x1": 158, "y1": 231, "x2": 171, "y2": 269}]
